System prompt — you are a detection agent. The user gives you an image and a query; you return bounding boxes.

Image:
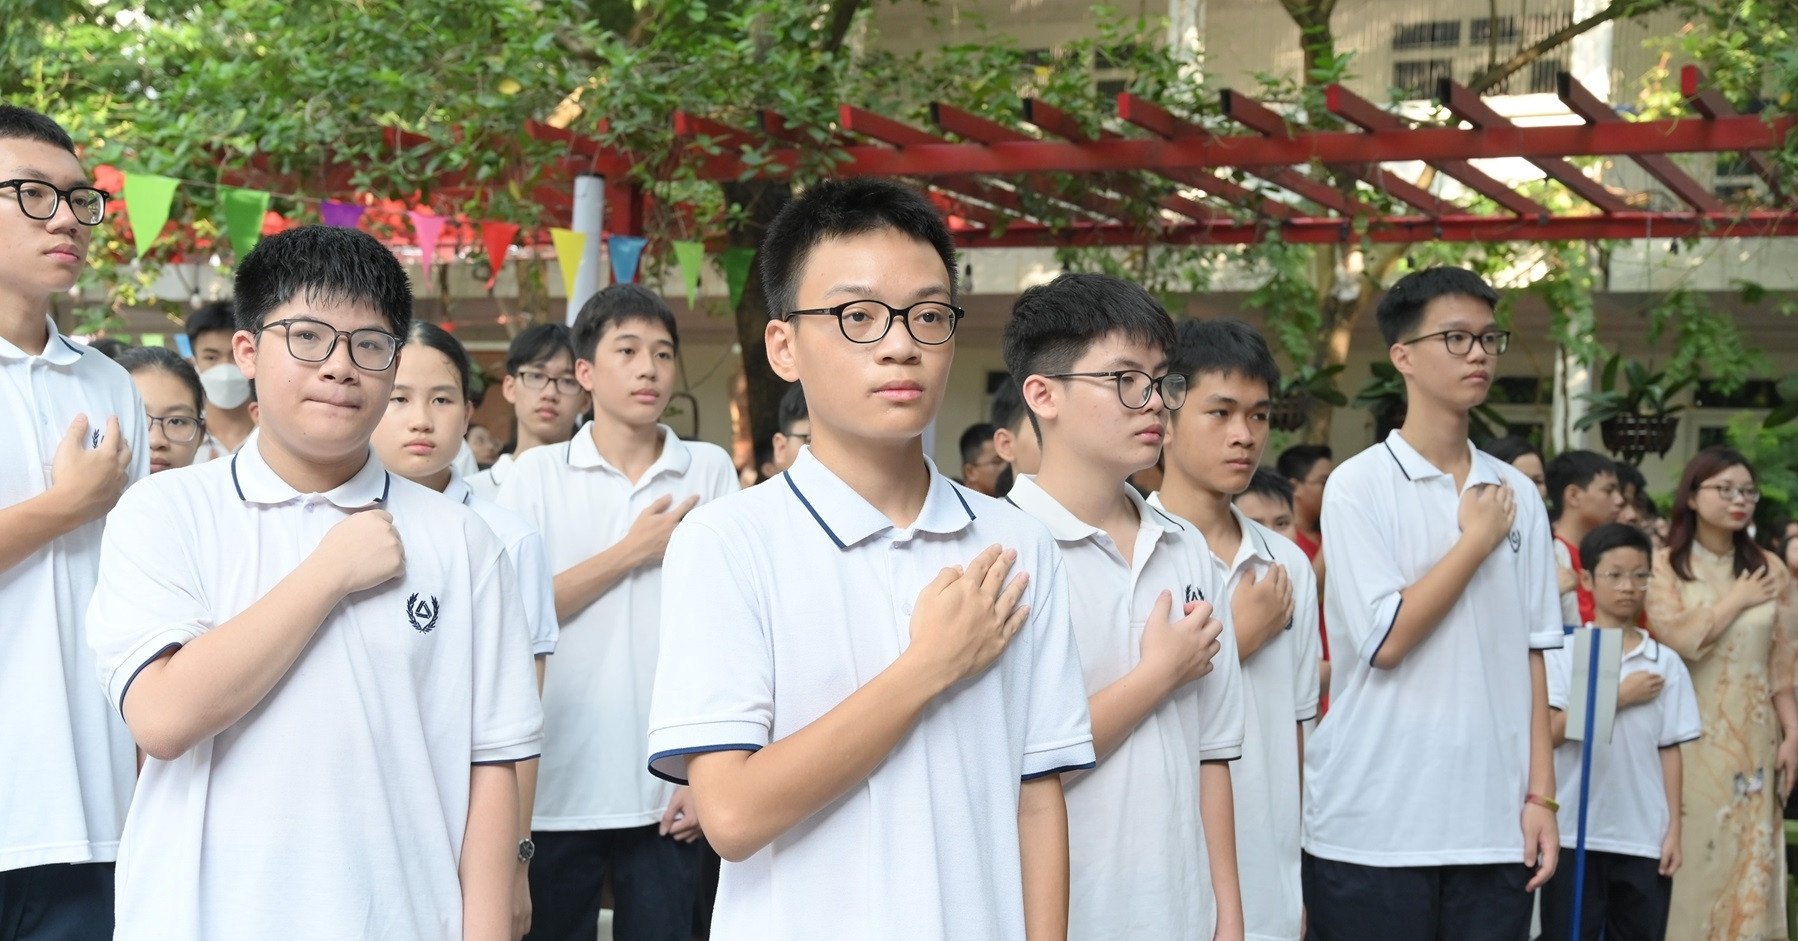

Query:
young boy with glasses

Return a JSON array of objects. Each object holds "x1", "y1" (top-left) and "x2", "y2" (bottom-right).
[
  {"x1": 646, "y1": 179, "x2": 1094, "y2": 938},
  {"x1": 469, "y1": 322, "x2": 587, "y2": 499},
  {"x1": 0, "y1": 103, "x2": 145, "y2": 940},
  {"x1": 1302, "y1": 267, "x2": 1562, "y2": 940},
  {"x1": 86, "y1": 225, "x2": 543, "y2": 939},
  {"x1": 1545, "y1": 450, "x2": 1625, "y2": 627}
]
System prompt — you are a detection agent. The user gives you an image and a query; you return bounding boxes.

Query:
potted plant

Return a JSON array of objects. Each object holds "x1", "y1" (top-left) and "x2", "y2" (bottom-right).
[
  {"x1": 1354, "y1": 361, "x2": 1509, "y2": 440},
  {"x1": 1270, "y1": 363, "x2": 1348, "y2": 431},
  {"x1": 1573, "y1": 355, "x2": 1691, "y2": 463}
]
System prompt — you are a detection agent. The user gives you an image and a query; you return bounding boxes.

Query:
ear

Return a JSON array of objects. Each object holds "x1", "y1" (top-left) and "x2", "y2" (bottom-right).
[
  {"x1": 1578, "y1": 568, "x2": 1595, "y2": 593},
  {"x1": 232, "y1": 329, "x2": 258, "y2": 379},
  {"x1": 463, "y1": 402, "x2": 476, "y2": 425},
  {"x1": 1389, "y1": 341, "x2": 1415, "y2": 380},
  {"x1": 992, "y1": 427, "x2": 1016, "y2": 463},
  {"x1": 1020, "y1": 374, "x2": 1059, "y2": 425},
  {"x1": 574, "y1": 356, "x2": 597, "y2": 393},
  {"x1": 500, "y1": 374, "x2": 518, "y2": 404},
  {"x1": 766, "y1": 319, "x2": 800, "y2": 383}
]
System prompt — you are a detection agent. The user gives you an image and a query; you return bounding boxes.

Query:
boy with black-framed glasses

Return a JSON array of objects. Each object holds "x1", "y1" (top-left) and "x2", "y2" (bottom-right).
[
  {"x1": 0, "y1": 103, "x2": 146, "y2": 941},
  {"x1": 86, "y1": 225, "x2": 543, "y2": 938},
  {"x1": 468, "y1": 322, "x2": 586, "y2": 499}
]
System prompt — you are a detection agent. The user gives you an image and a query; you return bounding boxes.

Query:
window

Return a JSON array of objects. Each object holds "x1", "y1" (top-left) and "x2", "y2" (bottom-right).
[
  {"x1": 1693, "y1": 379, "x2": 1784, "y2": 409},
  {"x1": 1392, "y1": 59, "x2": 1454, "y2": 99},
  {"x1": 1489, "y1": 376, "x2": 1550, "y2": 405},
  {"x1": 1470, "y1": 16, "x2": 1518, "y2": 45},
  {"x1": 1527, "y1": 59, "x2": 1564, "y2": 94},
  {"x1": 1392, "y1": 20, "x2": 1461, "y2": 51},
  {"x1": 1095, "y1": 78, "x2": 1129, "y2": 100}
]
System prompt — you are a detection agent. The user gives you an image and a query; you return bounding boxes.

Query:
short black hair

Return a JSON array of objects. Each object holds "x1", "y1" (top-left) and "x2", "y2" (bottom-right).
[
  {"x1": 1168, "y1": 318, "x2": 1281, "y2": 398},
  {"x1": 86, "y1": 337, "x2": 131, "y2": 361},
  {"x1": 118, "y1": 345, "x2": 204, "y2": 414},
  {"x1": 504, "y1": 323, "x2": 576, "y2": 376},
  {"x1": 1613, "y1": 460, "x2": 1647, "y2": 496},
  {"x1": 990, "y1": 377, "x2": 1027, "y2": 433},
  {"x1": 0, "y1": 105, "x2": 77, "y2": 154},
  {"x1": 777, "y1": 383, "x2": 808, "y2": 436},
  {"x1": 1241, "y1": 467, "x2": 1295, "y2": 509},
  {"x1": 184, "y1": 301, "x2": 236, "y2": 345},
  {"x1": 1480, "y1": 434, "x2": 1539, "y2": 467},
  {"x1": 1002, "y1": 273, "x2": 1176, "y2": 395},
  {"x1": 233, "y1": 226, "x2": 411, "y2": 336},
  {"x1": 959, "y1": 423, "x2": 996, "y2": 465},
  {"x1": 404, "y1": 321, "x2": 473, "y2": 400},
  {"x1": 1375, "y1": 267, "x2": 1499, "y2": 346},
  {"x1": 759, "y1": 178, "x2": 957, "y2": 319},
  {"x1": 571, "y1": 283, "x2": 679, "y2": 361},
  {"x1": 1579, "y1": 522, "x2": 1652, "y2": 574},
  {"x1": 1546, "y1": 449, "x2": 1616, "y2": 520},
  {"x1": 1276, "y1": 444, "x2": 1333, "y2": 481}
]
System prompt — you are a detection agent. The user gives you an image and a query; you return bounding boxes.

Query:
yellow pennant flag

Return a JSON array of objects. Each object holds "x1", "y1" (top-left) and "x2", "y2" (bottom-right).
[{"x1": 550, "y1": 228, "x2": 587, "y2": 298}]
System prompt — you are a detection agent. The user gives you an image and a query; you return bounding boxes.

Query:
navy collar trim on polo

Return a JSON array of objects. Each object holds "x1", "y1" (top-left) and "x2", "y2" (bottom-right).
[
  {"x1": 442, "y1": 473, "x2": 473, "y2": 506},
  {"x1": 1009, "y1": 476, "x2": 1183, "y2": 544},
  {"x1": 229, "y1": 430, "x2": 391, "y2": 508},
  {"x1": 0, "y1": 315, "x2": 85, "y2": 366},
  {"x1": 782, "y1": 447, "x2": 975, "y2": 551},
  {"x1": 1381, "y1": 430, "x2": 1501, "y2": 489}
]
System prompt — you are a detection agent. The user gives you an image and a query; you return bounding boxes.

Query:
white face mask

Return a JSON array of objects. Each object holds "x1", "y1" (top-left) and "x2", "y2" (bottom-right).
[{"x1": 199, "y1": 362, "x2": 251, "y2": 410}]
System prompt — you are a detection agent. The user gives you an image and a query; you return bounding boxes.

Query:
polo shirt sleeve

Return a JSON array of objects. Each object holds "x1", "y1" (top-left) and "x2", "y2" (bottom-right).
[
  {"x1": 1194, "y1": 604, "x2": 1246, "y2": 762},
  {"x1": 1517, "y1": 487, "x2": 1565, "y2": 651},
  {"x1": 1318, "y1": 488, "x2": 1404, "y2": 666},
  {"x1": 85, "y1": 484, "x2": 208, "y2": 715},
  {"x1": 469, "y1": 546, "x2": 544, "y2": 764},
  {"x1": 1544, "y1": 645, "x2": 1571, "y2": 712},
  {"x1": 1658, "y1": 656, "x2": 1703, "y2": 747},
  {"x1": 121, "y1": 389, "x2": 151, "y2": 486},
  {"x1": 1292, "y1": 559, "x2": 1322, "y2": 722},
  {"x1": 646, "y1": 519, "x2": 773, "y2": 785},
  {"x1": 1018, "y1": 553, "x2": 1097, "y2": 780},
  {"x1": 511, "y1": 529, "x2": 559, "y2": 656},
  {"x1": 493, "y1": 455, "x2": 547, "y2": 531}
]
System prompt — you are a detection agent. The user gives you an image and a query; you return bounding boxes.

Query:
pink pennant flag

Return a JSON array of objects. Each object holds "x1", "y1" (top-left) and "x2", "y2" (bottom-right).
[
  {"x1": 320, "y1": 200, "x2": 364, "y2": 229},
  {"x1": 480, "y1": 221, "x2": 521, "y2": 290},
  {"x1": 408, "y1": 210, "x2": 447, "y2": 275}
]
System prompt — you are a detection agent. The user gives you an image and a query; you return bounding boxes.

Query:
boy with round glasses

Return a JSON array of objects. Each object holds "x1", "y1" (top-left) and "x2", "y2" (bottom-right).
[
  {"x1": 470, "y1": 323, "x2": 586, "y2": 499},
  {"x1": 0, "y1": 104, "x2": 145, "y2": 938}
]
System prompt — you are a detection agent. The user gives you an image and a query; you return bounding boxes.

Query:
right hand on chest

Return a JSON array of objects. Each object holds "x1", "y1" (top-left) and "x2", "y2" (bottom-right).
[
  {"x1": 318, "y1": 510, "x2": 406, "y2": 594},
  {"x1": 906, "y1": 545, "x2": 1030, "y2": 688}
]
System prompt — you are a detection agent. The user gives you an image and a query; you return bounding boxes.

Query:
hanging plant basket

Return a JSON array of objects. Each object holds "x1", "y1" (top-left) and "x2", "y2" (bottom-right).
[
  {"x1": 1268, "y1": 395, "x2": 1312, "y2": 432},
  {"x1": 1599, "y1": 414, "x2": 1679, "y2": 464}
]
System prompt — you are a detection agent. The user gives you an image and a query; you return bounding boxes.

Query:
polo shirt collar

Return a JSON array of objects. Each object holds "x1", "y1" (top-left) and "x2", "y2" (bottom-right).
[
  {"x1": 1623, "y1": 630, "x2": 1662, "y2": 663},
  {"x1": 1011, "y1": 476, "x2": 1184, "y2": 544},
  {"x1": 1229, "y1": 505, "x2": 1277, "y2": 565},
  {"x1": 1380, "y1": 429, "x2": 1501, "y2": 488},
  {"x1": 783, "y1": 447, "x2": 976, "y2": 550},
  {"x1": 566, "y1": 422, "x2": 692, "y2": 479},
  {"x1": 443, "y1": 472, "x2": 473, "y2": 506},
  {"x1": 0, "y1": 315, "x2": 86, "y2": 366},
  {"x1": 230, "y1": 431, "x2": 391, "y2": 508}
]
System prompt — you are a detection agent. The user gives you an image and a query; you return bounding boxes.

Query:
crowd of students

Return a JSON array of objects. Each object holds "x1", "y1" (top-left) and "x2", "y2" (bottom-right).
[{"x1": 7, "y1": 101, "x2": 1798, "y2": 941}]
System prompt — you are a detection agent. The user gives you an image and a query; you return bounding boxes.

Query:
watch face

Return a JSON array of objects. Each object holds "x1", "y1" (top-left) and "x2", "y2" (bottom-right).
[{"x1": 517, "y1": 839, "x2": 536, "y2": 862}]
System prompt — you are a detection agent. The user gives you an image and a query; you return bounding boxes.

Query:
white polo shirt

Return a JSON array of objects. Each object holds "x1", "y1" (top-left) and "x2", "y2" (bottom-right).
[
  {"x1": 86, "y1": 434, "x2": 543, "y2": 939},
  {"x1": 1155, "y1": 498, "x2": 1318, "y2": 941},
  {"x1": 499, "y1": 423, "x2": 737, "y2": 830},
  {"x1": 466, "y1": 451, "x2": 515, "y2": 501},
  {"x1": 1547, "y1": 628, "x2": 1700, "y2": 858},
  {"x1": 0, "y1": 316, "x2": 147, "y2": 873},
  {"x1": 646, "y1": 450, "x2": 1095, "y2": 940},
  {"x1": 1304, "y1": 430, "x2": 1562, "y2": 867},
  {"x1": 446, "y1": 472, "x2": 558, "y2": 656},
  {"x1": 1006, "y1": 477, "x2": 1241, "y2": 941}
]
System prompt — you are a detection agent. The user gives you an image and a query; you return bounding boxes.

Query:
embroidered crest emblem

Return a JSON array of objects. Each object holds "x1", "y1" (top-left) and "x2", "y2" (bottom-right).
[
  {"x1": 1184, "y1": 584, "x2": 1205, "y2": 603},
  {"x1": 1508, "y1": 529, "x2": 1523, "y2": 553},
  {"x1": 407, "y1": 593, "x2": 440, "y2": 633}
]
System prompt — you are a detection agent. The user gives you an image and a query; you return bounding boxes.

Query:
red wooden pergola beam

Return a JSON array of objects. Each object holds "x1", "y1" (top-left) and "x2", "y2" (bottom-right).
[
  {"x1": 1324, "y1": 83, "x2": 1545, "y2": 217},
  {"x1": 836, "y1": 105, "x2": 1042, "y2": 222},
  {"x1": 672, "y1": 111, "x2": 762, "y2": 151},
  {"x1": 925, "y1": 189, "x2": 1007, "y2": 228},
  {"x1": 1020, "y1": 98, "x2": 1224, "y2": 224},
  {"x1": 1437, "y1": 78, "x2": 1632, "y2": 214},
  {"x1": 951, "y1": 211, "x2": 1798, "y2": 248},
  {"x1": 1557, "y1": 73, "x2": 1725, "y2": 212},
  {"x1": 1113, "y1": 93, "x2": 1297, "y2": 220},
  {"x1": 1681, "y1": 65, "x2": 1785, "y2": 196},
  {"x1": 1218, "y1": 89, "x2": 1388, "y2": 216},
  {"x1": 927, "y1": 102, "x2": 1141, "y2": 224}
]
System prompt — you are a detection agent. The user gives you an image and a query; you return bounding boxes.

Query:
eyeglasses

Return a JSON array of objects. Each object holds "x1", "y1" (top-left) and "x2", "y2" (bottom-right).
[
  {"x1": 1594, "y1": 571, "x2": 1652, "y2": 588},
  {"x1": 1402, "y1": 329, "x2": 1512, "y2": 356},
  {"x1": 1698, "y1": 483, "x2": 1761, "y2": 504},
  {"x1": 514, "y1": 368, "x2": 582, "y2": 396},
  {"x1": 782, "y1": 300, "x2": 964, "y2": 346},
  {"x1": 146, "y1": 414, "x2": 205, "y2": 443},
  {"x1": 1043, "y1": 370, "x2": 1189, "y2": 410},
  {"x1": 0, "y1": 178, "x2": 108, "y2": 226},
  {"x1": 257, "y1": 318, "x2": 403, "y2": 371}
]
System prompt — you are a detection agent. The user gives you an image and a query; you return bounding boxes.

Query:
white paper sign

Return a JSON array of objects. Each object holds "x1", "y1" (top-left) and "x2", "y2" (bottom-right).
[{"x1": 1565, "y1": 627, "x2": 1623, "y2": 745}]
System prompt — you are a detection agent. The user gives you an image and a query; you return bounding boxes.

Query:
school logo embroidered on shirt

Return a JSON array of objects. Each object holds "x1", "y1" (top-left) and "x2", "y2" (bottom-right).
[
  {"x1": 1507, "y1": 529, "x2": 1522, "y2": 554},
  {"x1": 407, "y1": 594, "x2": 441, "y2": 634},
  {"x1": 1184, "y1": 585, "x2": 1205, "y2": 603}
]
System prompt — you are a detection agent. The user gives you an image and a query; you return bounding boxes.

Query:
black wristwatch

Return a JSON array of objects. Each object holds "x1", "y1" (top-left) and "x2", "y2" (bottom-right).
[{"x1": 517, "y1": 839, "x2": 536, "y2": 863}]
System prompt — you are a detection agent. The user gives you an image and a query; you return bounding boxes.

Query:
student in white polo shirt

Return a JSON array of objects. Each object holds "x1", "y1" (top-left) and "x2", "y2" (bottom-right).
[
  {"x1": 469, "y1": 323, "x2": 586, "y2": 499},
  {"x1": 500, "y1": 284, "x2": 737, "y2": 941},
  {"x1": 85, "y1": 225, "x2": 543, "y2": 939},
  {"x1": 1154, "y1": 318, "x2": 1320, "y2": 941},
  {"x1": 184, "y1": 301, "x2": 255, "y2": 462},
  {"x1": 371, "y1": 320, "x2": 559, "y2": 938},
  {"x1": 999, "y1": 272, "x2": 1242, "y2": 939},
  {"x1": 1302, "y1": 267, "x2": 1562, "y2": 941},
  {"x1": 646, "y1": 178, "x2": 1095, "y2": 939},
  {"x1": 0, "y1": 104, "x2": 145, "y2": 940},
  {"x1": 1540, "y1": 523, "x2": 1699, "y2": 941}
]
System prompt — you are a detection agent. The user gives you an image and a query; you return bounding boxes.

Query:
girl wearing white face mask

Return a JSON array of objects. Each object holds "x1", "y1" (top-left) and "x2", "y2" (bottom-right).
[{"x1": 182, "y1": 301, "x2": 256, "y2": 460}]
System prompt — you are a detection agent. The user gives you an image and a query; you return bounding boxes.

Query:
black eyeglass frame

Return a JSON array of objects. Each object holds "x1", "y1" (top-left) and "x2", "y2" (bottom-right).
[
  {"x1": 146, "y1": 414, "x2": 207, "y2": 444},
  {"x1": 781, "y1": 299, "x2": 966, "y2": 346},
  {"x1": 256, "y1": 317, "x2": 405, "y2": 371},
  {"x1": 513, "y1": 367, "x2": 584, "y2": 396},
  {"x1": 1400, "y1": 328, "x2": 1513, "y2": 356},
  {"x1": 1041, "y1": 369, "x2": 1190, "y2": 410},
  {"x1": 0, "y1": 178, "x2": 109, "y2": 226}
]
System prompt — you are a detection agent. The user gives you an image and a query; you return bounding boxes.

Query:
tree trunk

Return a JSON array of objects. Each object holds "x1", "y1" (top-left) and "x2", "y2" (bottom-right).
[{"x1": 721, "y1": 179, "x2": 793, "y2": 460}]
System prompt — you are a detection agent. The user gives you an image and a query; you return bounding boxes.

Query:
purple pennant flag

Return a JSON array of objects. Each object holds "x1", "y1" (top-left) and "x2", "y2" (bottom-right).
[{"x1": 320, "y1": 200, "x2": 365, "y2": 229}]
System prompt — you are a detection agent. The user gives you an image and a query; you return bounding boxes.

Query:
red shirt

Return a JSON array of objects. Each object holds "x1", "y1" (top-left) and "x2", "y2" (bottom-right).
[{"x1": 1555, "y1": 535, "x2": 1596, "y2": 627}]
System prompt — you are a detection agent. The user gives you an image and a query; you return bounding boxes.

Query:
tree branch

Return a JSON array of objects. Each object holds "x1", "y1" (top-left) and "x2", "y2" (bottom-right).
[
  {"x1": 819, "y1": 0, "x2": 864, "y2": 56},
  {"x1": 1468, "y1": 0, "x2": 1670, "y2": 93}
]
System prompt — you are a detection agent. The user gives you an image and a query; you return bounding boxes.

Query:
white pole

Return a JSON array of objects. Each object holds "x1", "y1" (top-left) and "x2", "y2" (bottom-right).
[{"x1": 567, "y1": 174, "x2": 606, "y2": 325}]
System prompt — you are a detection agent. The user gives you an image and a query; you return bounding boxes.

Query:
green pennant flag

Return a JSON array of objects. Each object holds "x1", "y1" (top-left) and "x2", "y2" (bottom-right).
[
  {"x1": 220, "y1": 188, "x2": 270, "y2": 261},
  {"x1": 122, "y1": 172, "x2": 179, "y2": 260},
  {"x1": 722, "y1": 246, "x2": 756, "y2": 312},
  {"x1": 673, "y1": 240, "x2": 705, "y2": 306}
]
